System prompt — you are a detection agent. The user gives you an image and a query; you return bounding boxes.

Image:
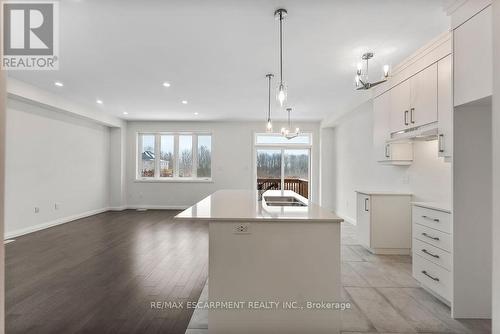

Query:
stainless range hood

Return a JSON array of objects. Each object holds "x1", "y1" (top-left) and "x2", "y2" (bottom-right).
[{"x1": 388, "y1": 122, "x2": 438, "y2": 142}]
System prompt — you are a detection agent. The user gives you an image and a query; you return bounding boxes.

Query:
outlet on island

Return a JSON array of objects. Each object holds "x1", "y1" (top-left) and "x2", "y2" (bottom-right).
[{"x1": 233, "y1": 223, "x2": 251, "y2": 234}]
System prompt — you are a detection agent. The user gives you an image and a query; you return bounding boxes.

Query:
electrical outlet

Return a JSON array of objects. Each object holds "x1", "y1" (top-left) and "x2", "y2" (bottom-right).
[
  {"x1": 54, "y1": 203, "x2": 60, "y2": 210},
  {"x1": 233, "y1": 223, "x2": 250, "y2": 234},
  {"x1": 34, "y1": 207, "x2": 39, "y2": 213}
]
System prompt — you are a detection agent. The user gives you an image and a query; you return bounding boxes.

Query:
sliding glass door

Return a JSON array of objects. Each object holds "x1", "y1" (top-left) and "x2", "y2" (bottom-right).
[
  {"x1": 255, "y1": 148, "x2": 310, "y2": 198},
  {"x1": 284, "y1": 149, "x2": 310, "y2": 199},
  {"x1": 256, "y1": 149, "x2": 282, "y2": 192}
]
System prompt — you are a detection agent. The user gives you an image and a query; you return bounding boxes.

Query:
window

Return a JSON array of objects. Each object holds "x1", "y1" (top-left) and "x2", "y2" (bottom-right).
[
  {"x1": 137, "y1": 133, "x2": 212, "y2": 181},
  {"x1": 160, "y1": 135, "x2": 174, "y2": 177},
  {"x1": 179, "y1": 135, "x2": 193, "y2": 177},
  {"x1": 197, "y1": 135, "x2": 212, "y2": 178},
  {"x1": 140, "y1": 135, "x2": 155, "y2": 177}
]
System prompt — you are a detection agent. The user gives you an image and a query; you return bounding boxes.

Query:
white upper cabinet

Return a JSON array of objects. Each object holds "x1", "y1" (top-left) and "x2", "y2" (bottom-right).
[
  {"x1": 389, "y1": 79, "x2": 411, "y2": 133},
  {"x1": 438, "y1": 55, "x2": 453, "y2": 158},
  {"x1": 410, "y1": 63, "x2": 438, "y2": 128},
  {"x1": 453, "y1": 6, "x2": 492, "y2": 106},
  {"x1": 389, "y1": 64, "x2": 438, "y2": 134},
  {"x1": 374, "y1": 92, "x2": 413, "y2": 164}
]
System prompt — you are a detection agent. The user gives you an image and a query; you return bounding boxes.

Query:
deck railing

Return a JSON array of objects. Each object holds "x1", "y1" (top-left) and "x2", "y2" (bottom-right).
[{"x1": 257, "y1": 178, "x2": 309, "y2": 199}]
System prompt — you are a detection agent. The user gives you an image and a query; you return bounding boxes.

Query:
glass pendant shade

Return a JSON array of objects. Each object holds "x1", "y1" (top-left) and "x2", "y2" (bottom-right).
[
  {"x1": 265, "y1": 73, "x2": 274, "y2": 132},
  {"x1": 355, "y1": 75, "x2": 361, "y2": 87},
  {"x1": 277, "y1": 82, "x2": 287, "y2": 107},
  {"x1": 266, "y1": 119, "x2": 273, "y2": 132}
]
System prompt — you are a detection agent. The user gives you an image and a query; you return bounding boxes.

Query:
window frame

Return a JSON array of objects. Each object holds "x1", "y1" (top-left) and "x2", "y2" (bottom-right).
[
  {"x1": 254, "y1": 132, "x2": 313, "y2": 147},
  {"x1": 136, "y1": 131, "x2": 213, "y2": 183}
]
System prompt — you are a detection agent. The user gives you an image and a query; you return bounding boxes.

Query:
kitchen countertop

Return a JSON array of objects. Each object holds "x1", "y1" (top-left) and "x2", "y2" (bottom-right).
[
  {"x1": 411, "y1": 201, "x2": 452, "y2": 213},
  {"x1": 356, "y1": 190, "x2": 413, "y2": 196},
  {"x1": 175, "y1": 189, "x2": 343, "y2": 223}
]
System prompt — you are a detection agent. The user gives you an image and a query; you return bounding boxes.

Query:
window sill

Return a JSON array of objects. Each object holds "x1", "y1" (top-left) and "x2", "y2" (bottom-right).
[{"x1": 134, "y1": 178, "x2": 214, "y2": 183}]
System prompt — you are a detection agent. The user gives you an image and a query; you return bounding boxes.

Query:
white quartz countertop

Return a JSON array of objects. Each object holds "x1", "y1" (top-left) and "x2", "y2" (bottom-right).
[
  {"x1": 175, "y1": 189, "x2": 343, "y2": 223},
  {"x1": 411, "y1": 201, "x2": 452, "y2": 213},
  {"x1": 356, "y1": 190, "x2": 413, "y2": 196}
]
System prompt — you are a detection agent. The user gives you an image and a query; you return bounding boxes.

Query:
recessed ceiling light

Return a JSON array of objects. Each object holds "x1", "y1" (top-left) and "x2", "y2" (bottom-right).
[
  {"x1": 194, "y1": 112, "x2": 199, "y2": 115},
  {"x1": 123, "y1": 112, "x2": 128, "y2": 115},
  {"x1": 54, "y1": 81, "x2": 64, "y2": 87},
  {"x1": 181, "y1": 100, "x2": 188, "y2": 104},
  {"x1": 96, "y1": 99, "x2": 103, "y2": 104},
  {"x1": 162, "y1": 82, "x2": 171, "y2": 87}
]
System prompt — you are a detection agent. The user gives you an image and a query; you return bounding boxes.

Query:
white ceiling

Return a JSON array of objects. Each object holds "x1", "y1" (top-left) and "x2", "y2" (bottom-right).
[{"x1": 9, "y1": 0, "x2": 450, "y2": 122}]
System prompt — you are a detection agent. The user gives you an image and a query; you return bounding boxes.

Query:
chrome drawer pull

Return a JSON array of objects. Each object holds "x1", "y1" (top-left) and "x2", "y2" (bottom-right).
[
  {"x1": 421, "y1": 232, "x2": 440, "y2": 241},
  {"x1": 422, "y1": 249, "x2": 440, "y2": 258},
  {"x1": 422, "y1": 215, "x2": 439, "y2": 222},
  {"x1": 422, "y1": 270, "x2": 440, "y2": 282}
]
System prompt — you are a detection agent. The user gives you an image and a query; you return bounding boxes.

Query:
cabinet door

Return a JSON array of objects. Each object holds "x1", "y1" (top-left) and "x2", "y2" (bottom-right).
[
  {"x1": 356, "y1": 193, "x2": 371, "y2": 248},
  {"x1": 390, "y1": 80, "x2": 411, "y2": 133},
  {"x1": 438, "y1": 55, "x2": 453, "y2": 158},
  {"x1": 410, "y1": 63, "x2": 438, "y2": 127},
  {"x1": 373, "y1": 92, "x2": 391, "y2": 162},
  {"x1": 454, "y1": 6, "x2": 492, "y2": 106}
]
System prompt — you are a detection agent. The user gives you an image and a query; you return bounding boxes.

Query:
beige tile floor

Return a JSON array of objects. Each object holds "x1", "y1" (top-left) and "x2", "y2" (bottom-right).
[{"x1": 185, "y1": 222, "x2": 492, "y2": 334}]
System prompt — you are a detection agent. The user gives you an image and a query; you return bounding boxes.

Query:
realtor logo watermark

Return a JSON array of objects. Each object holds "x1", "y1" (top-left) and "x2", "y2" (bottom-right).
[{"x1": 1, "y1": 1, "x2": 59, "y2": 70}]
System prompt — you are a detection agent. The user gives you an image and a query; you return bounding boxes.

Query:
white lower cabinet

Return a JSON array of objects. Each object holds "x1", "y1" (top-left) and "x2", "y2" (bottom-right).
[
  {"x1": 356, "y1": 191, "x2": 412, "y2": 254},
  {"x1": 412, "y1": 203, "x2": 452, "y2": 304}
]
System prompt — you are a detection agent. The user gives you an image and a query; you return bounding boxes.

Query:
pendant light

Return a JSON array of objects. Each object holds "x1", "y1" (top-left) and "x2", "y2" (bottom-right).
[
  {"x1": 354, "y1": 52, "x2": 390, "y2": 90},
  {"x1": 275, "y1": 8, "x2": 288, "y2": 107},
  {"x1": 265, "y1": 73, "x2": 274, "y2": 132},
  {"x1": 281, "y1": 107, "x2": 300, "y2": 140}
]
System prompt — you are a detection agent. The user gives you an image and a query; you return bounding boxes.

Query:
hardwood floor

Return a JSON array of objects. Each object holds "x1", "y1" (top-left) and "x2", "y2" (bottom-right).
[
  {"x1": 6, "y1": 210, "x2": 208, "y2": 334},
  {"x1": 6, "y1": 211, "x2": 492, "y2": 334}
]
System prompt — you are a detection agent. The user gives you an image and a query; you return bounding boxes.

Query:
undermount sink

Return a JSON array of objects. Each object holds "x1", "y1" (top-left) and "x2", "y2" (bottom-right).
[{"x1": 264, "y1": 196, "x2": 307, "y2": 207}]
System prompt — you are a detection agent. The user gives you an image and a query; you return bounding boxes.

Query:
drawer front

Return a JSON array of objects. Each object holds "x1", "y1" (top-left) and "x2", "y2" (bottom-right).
[
  {"x1": 413, "y1": 223, "x2": 452, "y2": 252},
  {"x1": 412, "y1": 206, "x2": 451, "y2": 233},
  {"x1": 413, "y1": 238, "x2": 452, "y2": 271},
  {"x1": 413, "y1": 254, "x2": 452, "y2": 302}
]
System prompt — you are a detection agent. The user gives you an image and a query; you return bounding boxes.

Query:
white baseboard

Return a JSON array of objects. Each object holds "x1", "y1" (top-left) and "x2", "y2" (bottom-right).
[
  {"x1": 4, "y1": 205, "x2": 189, "y2": 239},
  {"x1": 5, "y1": 207, "x2": 109, "y2": 239},
  {"x1": 108, "y1": 206, "x2": 127, "y2": 211},
  {"x1": 126, "y1": 205, "x2": 188, "y2": 210}
]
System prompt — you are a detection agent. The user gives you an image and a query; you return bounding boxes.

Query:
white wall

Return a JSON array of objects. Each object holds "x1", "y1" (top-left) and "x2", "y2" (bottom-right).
[
  {"x1": 5, "y1": 98, "x2": 111, "y2": 238},
  {"x1": 327, "y1": 101, "x2": 452, "y2": 223},
  {"x1": 319, "y1": 127, "x2": 336, "y2": 211},
  {"x1": 109, "y1": 127, "x2": 127, "y2": 209},
  {"x1": 492, "y1": 0, "x2": 499, "y2": 330},
  {"x1": 125, "y1": 121, "x2": 321, "y2": 208}
]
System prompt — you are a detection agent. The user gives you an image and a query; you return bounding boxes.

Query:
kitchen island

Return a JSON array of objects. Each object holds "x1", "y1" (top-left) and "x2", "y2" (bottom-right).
[{"x1": 176, "y1": 190, "x2": 343, "y2": 334}]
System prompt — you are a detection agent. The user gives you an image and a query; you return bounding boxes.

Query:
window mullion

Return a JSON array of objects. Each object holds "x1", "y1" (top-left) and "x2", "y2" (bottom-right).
[
  {"x1": 281, "y1": 148, "x2": 285, "y2": 191},
  {"x1": 192, "y1": 135, "x2": 198, "y2": 178},
  {"x1": 174, "y1": 134, "x2": 179, "y2": 178},
  {"x1": 155, "y1": 134, "x2": 160, "y2": 179}
]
